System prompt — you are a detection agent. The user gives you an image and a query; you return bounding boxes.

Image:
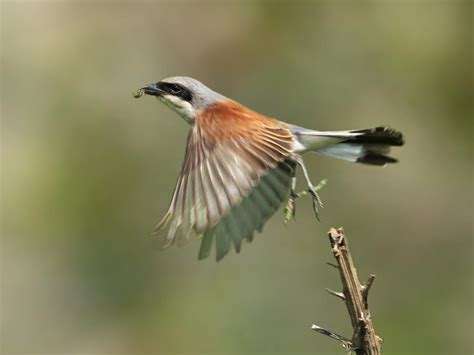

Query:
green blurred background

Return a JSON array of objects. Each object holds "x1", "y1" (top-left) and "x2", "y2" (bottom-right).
[{"x1": 1, "y1": 1, "x2": 472, "y2": 354}]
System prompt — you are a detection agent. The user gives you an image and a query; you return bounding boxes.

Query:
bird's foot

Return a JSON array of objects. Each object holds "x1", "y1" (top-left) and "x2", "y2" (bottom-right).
[
  {"x1": 307, "y1": 180, "x2": 326, "y2": 221},
  {"x1": 284, "y1": 179, "x2": 327, "y2": 224},
  {"x1": 310, "y1": 179, "x2": 327, "y2": 221}
]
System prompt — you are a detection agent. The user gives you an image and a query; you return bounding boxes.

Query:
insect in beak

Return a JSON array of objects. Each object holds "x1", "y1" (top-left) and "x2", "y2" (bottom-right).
[{"x1": 132, "y1": 83, "x2": 165, "y2": 99}]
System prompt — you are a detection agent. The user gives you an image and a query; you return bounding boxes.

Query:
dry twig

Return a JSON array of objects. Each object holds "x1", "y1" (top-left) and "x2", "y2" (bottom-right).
[{"x1": 311, "y1": 227, "x2": 382, "y2": 355}]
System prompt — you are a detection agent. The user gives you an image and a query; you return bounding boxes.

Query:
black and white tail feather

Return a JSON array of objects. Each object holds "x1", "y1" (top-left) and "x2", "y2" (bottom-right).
[{"x1": 290, "y1": 126, "x2": 404, "y2": 165}]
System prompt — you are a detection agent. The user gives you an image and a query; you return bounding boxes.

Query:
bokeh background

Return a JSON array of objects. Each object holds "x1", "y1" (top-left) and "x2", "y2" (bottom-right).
[{"x1": 1, "y1": 1, "x2": 472, "y2": 354}]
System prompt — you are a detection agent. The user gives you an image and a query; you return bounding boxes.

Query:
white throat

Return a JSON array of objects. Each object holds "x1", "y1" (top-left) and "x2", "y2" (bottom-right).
[{"x1": 159, "y1": 94, "x2": 196, "y2": 124}]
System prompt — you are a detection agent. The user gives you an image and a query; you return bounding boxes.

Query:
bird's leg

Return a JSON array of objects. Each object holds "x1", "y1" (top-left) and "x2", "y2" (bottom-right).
[{"x1": 294, "y1": 156, "x2": 327, "y2": 221}]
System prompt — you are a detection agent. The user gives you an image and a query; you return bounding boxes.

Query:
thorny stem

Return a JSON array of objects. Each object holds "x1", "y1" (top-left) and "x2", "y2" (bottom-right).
[{"x1": 311, "y1": 228, "x2": 382, "y2": 355}]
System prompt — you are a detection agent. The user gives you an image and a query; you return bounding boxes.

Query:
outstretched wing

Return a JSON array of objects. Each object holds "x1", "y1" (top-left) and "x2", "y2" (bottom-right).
[
  {"x1": 154, "y1": 100, "x2": 295, "y2": 260},
  {"x1": 197, "y1": 159, "x2": 295, "y2": 260}
]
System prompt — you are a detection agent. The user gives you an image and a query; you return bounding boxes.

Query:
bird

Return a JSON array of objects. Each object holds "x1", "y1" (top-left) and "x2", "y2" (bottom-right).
[{"x1": 135, "y1": 76, "x2": 404, "y2": 261}]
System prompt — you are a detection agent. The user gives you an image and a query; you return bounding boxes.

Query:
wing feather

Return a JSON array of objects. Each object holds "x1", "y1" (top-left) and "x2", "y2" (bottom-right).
[
  {"x1": 198, "y1": 230, "x2": 214, "y2": 260},
  {"x1": 208, "y1": 158, "x2": 231, "y2": 214},
  {"x1": 210, "y1": 152, "x2": 241, "y2": 205},
  {"x1": 193, "y1": 163, "x2": 208, "y2": 233},
  {"x1": 225, "y1": 213, "x2": 244, "y2": 253},
  {"x1": 154, "y1": 100, "x2": 296, "y2": 260},
  {"x1": 199, "y1": 161, "x2": 220, "y2": 226},
  {"x1": 214, "y1": 223, "x2": 231, "y2": 261}
]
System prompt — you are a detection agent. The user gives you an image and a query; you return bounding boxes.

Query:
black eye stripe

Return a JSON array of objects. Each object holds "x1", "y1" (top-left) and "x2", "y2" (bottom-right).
[
  {"x1": 160, "y1": 83, "x2": 183, "y2": 94},
  {"x1": 158, "y1": 82, "x2": 193, "y2": 103}
]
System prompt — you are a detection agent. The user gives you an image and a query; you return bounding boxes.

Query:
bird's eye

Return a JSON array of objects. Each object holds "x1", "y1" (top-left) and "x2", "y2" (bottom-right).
[{"x1": 170, "y1": 84, "x2": 182, "y2": 94}]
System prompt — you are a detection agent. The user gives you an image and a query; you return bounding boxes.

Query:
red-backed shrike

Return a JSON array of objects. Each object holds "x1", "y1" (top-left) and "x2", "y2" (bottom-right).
[{"x1": 137, "y1": 77, "x2": 404, "y2": 261}]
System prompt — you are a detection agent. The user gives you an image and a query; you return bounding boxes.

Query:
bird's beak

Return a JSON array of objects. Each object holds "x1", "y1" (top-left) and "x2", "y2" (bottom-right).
[{"x1": 142, "y1": 83, "x2": 165, "y2": 97}]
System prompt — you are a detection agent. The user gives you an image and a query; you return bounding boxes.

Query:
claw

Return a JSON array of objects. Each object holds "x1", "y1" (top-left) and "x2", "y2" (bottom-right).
[
  {"x1": 309, "y1": 179, "x2": 327, "y2": 220},
  {"x1": 308, "y1": 186, "x2": 322, "y2": 221}
]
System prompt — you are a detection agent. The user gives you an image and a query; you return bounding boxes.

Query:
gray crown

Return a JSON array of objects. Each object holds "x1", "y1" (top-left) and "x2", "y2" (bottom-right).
[{"x1": 161, "y1": 76, "x2": 226, "y2": 110}]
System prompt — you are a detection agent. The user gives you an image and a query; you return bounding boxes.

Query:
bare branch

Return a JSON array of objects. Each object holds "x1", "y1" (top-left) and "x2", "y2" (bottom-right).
[{"x1": 312, "y1": 228, "x2": 382, "y2": 355}]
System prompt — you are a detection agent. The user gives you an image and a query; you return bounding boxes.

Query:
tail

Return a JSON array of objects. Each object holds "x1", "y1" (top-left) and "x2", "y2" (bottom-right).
[{"x1": 290, "y1": 126, "x2": 404, "y2": 165}]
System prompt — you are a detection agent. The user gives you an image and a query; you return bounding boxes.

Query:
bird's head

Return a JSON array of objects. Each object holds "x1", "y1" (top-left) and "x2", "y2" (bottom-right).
[{"x1": 141, "y1": 77, "x2": 225, "y2": 124}]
